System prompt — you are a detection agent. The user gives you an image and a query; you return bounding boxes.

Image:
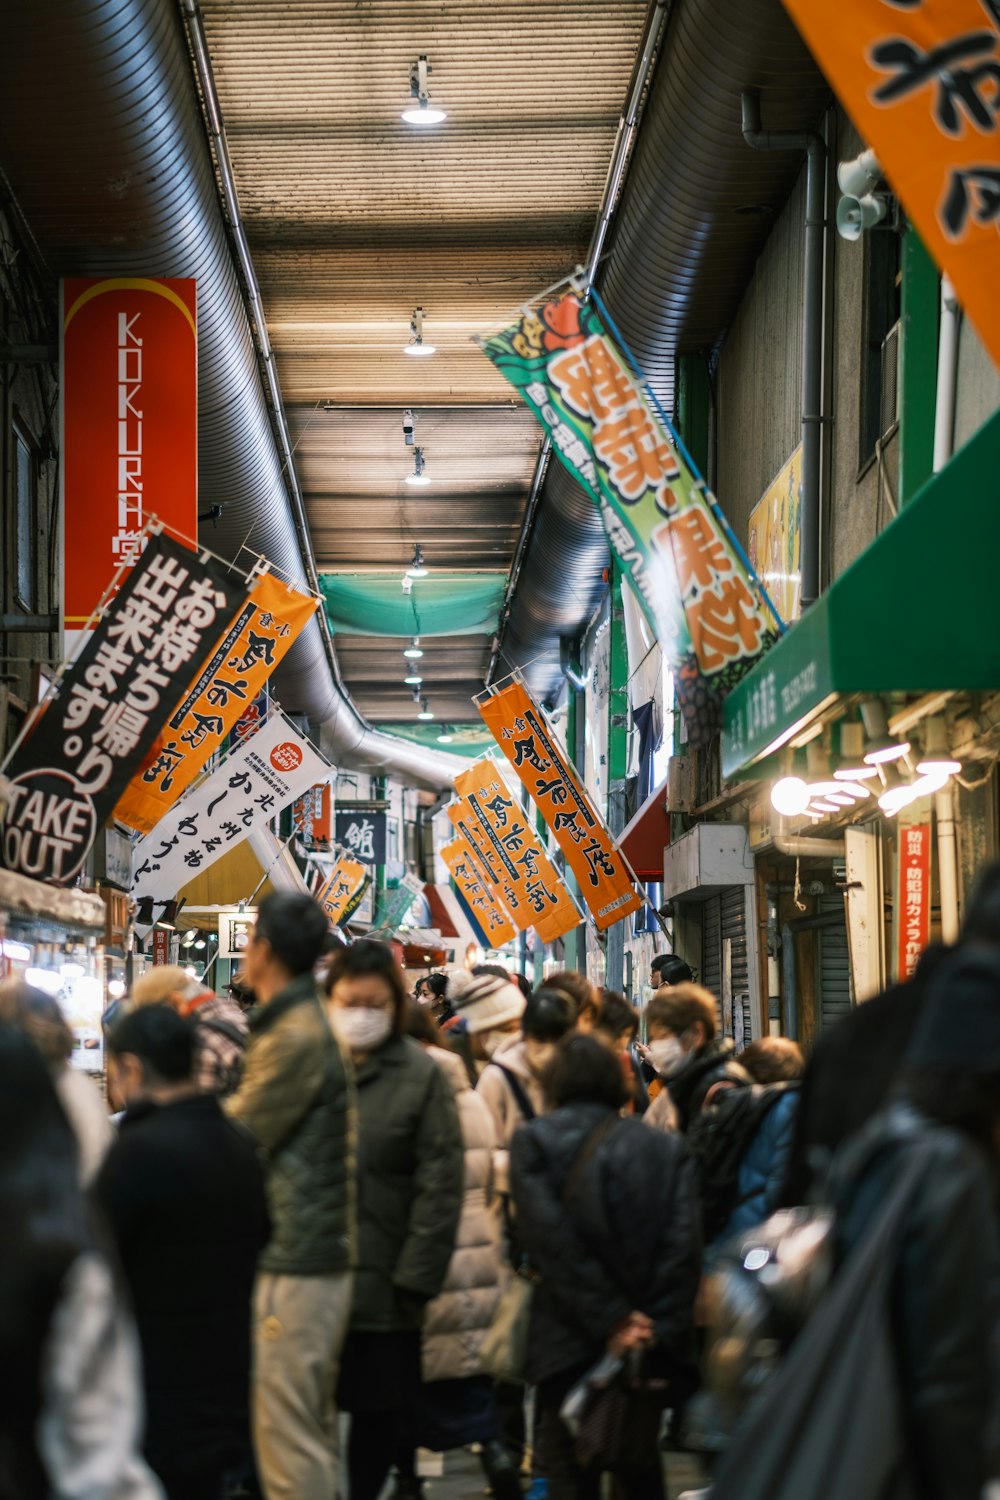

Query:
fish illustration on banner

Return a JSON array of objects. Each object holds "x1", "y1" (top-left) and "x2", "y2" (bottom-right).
[
  {"x1": 1, "y1": 531, "x2": 246, "y2": 885},
  {"x1": 478, "y1": 678, "x2": 643, "y2": 931},
  {"x1": 453, "y1": 760, "x2": 580, "y2": 943},
  {"x1": 116, "y1": 570, "x2": 319, "y2": 833},
  {"x1": 130, "y1": 713, "x2": 330, "y2": 898},
  {"x1": 440, "y1": 836, "x2": 518, "y2": 948},
  {"x1": 478, "y1": 291, "x2": 780, "y2": 742},
  {"x1": 317, "y1": 855, "x2": 370, "y2": 927}
]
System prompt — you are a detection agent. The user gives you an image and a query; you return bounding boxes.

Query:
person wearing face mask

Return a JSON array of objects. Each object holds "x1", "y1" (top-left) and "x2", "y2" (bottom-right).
[
  {"x1": 642, "y1": 984, "x2": 746, "y2": 1134},
  {"x1": 325, "y1": 941, "x2": 463, "y2": 1500},
  {"x1": 444, "y1": 968, "x2": 528, "y2": 1075}
]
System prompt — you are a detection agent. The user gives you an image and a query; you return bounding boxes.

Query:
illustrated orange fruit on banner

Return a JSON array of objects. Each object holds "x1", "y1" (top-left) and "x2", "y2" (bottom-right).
[
  {"x1": 479, "y1": 681, "x2": 643, "y2": 931},
  {"x1": 115, "y1": 571, "x2": 318, "y2": 833},
  {"x1": 782, "y1": 0, "x2": 1000, "y2": 370}
]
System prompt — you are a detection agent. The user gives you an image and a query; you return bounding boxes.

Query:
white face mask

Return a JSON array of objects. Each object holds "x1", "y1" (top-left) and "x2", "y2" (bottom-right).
[
  {"x1": 647, "y1": 1035, "x2": 686, "y2": 1078},
  {"x1": 479, "y1": 1029, "x2": 511, "y2": 1059},
  {"x1": 333, "y1": 1005, "x2": 393, "y2": 1053}
]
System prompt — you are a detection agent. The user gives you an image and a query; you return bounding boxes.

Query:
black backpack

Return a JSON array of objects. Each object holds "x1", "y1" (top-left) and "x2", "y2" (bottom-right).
[{"x1": 684, "y1": 1082, "x2": 792, "y2": 1241}]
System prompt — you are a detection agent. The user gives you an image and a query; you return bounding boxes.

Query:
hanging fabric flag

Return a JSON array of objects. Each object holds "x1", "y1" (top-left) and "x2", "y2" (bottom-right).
[
  {"x1": 317, "y1": 855, "x2": 370, "y2": 927},
  {"x1": 781, "y1": 0, "x2": 1000, "y2": 372},
  {"x1": 130, "y1": 712, "x2": 330, "y2": 898},
  {"x1": 448, "y1": 801, "x2": 531, "y2": 935},
  {"x1": 478, "y1": 678, "x2": 643, "y2": 931},
  {"x1": 440, "y1": 837, "x2": 518, "y2": 949},
  {"x1": 373, "y1": 872, "x2": 427, "y2": 932},
  {"x1": 478, "y1": 290, "x2": 780, "y2": 742},
  {"x1": 115, "y1": 570, "x2": 319, "y2": 833},
  {"x1": 0, "y1": 531, "x2": 247, "y2": 885},
  {"x1": 453, "y1": 759, "x2": 581, "y2": 943}
]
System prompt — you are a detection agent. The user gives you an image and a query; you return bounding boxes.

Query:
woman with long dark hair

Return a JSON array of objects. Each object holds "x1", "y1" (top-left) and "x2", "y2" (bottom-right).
[
  {"x1": 0, "y1": 1023, "x2": 161, "y2": 1500},
  {"x1": 324, "y1": 941, "x2": 464, "y2": 1500}
]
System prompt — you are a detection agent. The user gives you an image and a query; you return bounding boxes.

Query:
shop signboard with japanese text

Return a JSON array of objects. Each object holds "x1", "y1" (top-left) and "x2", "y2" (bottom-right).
[
  {"x1": 479, "y1": 681, "x2": 643, "y2": 931},
  {"x1": 440, "y1": 835, "x2": 518, "y2": 948},
  {"x1": 130, "y1": 713, "x2": 329, "y2": 898},
  {"x1": 0, "y1": 533, "x2": 245, "y2": 885},
  {"x1": 453, "y1": 760, "x2": 580, "y2": 942},
  {"x1": 334, "y1": 810, "x2": 387, "y2": 865},
  {"x1": 782, "y1": 0, "x2": 1000, "y2": 370},
  {"x1": 61, "y1": 277, "x2": 198, "y2": 644},
  {"x1": 219, "y1": 908, "x2": 257, "y2": 961},
  {"x1": 747, "y1": 446, "x2": 802, "y2": 626},
  {"x1": 317, "y1": 857, "x2": 370, "y2": 926},
  {"x1": 448, "y1": 800, "x2": 531, "y2": 935},
  {"x1": 896, "y1": 818, "x2": 932, "y2": 980},
  {"x1": 293, "y1": 783, "x2": 334, "y2": 849},
  {"x1": 115, "y1": 571, "x2": 318, "y2": 833},
  {"x1": 480, "y1": 293, "x2": 778, "y2": 742}
]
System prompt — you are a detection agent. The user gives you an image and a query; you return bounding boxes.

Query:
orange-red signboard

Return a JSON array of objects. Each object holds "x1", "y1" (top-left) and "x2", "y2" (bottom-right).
[
  {"x1": 440, "y1": 836, "x2": 518, "y2": 948},
  {"x1": 317, "y1": 856, "x2": 369, "y2": 926},
  {"x1": 782, "y1": 0, "x2": 1000, "y2": 371},
  {"x1": 114, "y1": 571, "x2": 318, "y2": 833},
  {"x1": 479, "y1": 681, "x2": 643, "y2": 931},
  {"x1": 453, "y1": 759, "x2": 580, "y2": 943},
  {"x1": 61, "y1": 277, "x2": 198, "y2": 638},
  {"x1": 897, "y1": 820, "x2": 932, "y2": 980}
]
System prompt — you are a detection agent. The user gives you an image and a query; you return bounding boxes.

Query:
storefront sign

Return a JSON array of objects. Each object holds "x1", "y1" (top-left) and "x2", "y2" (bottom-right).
[
  {"x1": 317, "y1": 856, "x2": 370, "y2": 926},
  {"x1": 782, "y1": 0, "x2": 1000, "y2": 371},
  {"x1": 480, "y1": 292, "x2": 778, "y2": 742},
  {"x1": 334, "y1": 810, "x2": 387, "y2": 865},
  {"x1": 479, "y1": 679, "x2": 642, "y2": 932},
  {"x1": 115, "y1": 571, "x2": 318, "y2": 833},
  {"x1": 441, "y1": 835, "x2": 518, "y2": 948},
  {"x1": 453, "y1": 759, "x2": 580, "y2": 942},
  {"x1": 152, "y1": 928, "x2": 171, "y2": 966},
  {"x1": 747, "y1": 445, "x2": 802, "y2": 625},
  {"x1": 130, "y1": 713, "x2": 330, "y2": 898},
  {"x1": 896, "y1": 819, "x2": 932, "y2": 979},
  {"x1": 218, "y1": 908, "x2": 257, "y2": 960},
  {"x1": 61, "y1": 277, "x2": 198, "y2": 641},
  {"x1": 1, "y1": 532, "x2": 245, "y2": 885},
  {"x1": 293, "y1": 783, "x2": 334, "y2": 849}
]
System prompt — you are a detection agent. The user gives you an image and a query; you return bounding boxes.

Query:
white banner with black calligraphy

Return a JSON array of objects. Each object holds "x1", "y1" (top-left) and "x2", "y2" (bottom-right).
[{"x1": 130, "y1": 713, "x2": 331, "y2": 899}]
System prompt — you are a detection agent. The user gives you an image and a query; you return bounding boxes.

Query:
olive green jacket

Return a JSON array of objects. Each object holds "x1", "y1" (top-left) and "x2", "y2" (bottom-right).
[
  {"x1": 226, "y1": 975, "x2": 356, "y2": 1277},
  {"x1": 350, "y1": 1033, "x2": 463, "y2": 1331}
]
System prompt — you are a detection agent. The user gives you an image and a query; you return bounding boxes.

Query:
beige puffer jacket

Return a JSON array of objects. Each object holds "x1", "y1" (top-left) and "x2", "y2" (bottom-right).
[{"x1": 421, "y1": 1046, "x2": 505, "y2": 1383}]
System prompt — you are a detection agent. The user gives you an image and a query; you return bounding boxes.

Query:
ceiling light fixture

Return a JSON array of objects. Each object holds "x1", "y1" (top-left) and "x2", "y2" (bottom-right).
[
  {"x1": 406, "y1": 544, "x2": 429, "y2": 577},
  {"x1": 404, "y1": 670, "x2": 423, "y2": 687},
  {"x1": 405, "y1": 448, "x2": 431, "y2": 487},
  {"x1": 417, "y1": 697, "x2": 434, "y2": 721},
  {"x1": 156, "y1": 899, "x2": 184, "y2": 931},
  {"x1": 135, "y1": 896, "x2": 155, "y2": 926},
  {"x1": 402, "y1": 55, "x2": 446, "y2": 126},
  {"x1": 916, "y1": 714, "x2": 961, "y2": 777},
  {"x1": 860, "y1": 697, "x2": 911, "y2": 767},
  {"x1": 403, "y1": 637, "x2": 424, "y2": 660},
  {"x1": 437, "y1": 732, "x2": 454, "y2": 744},
  {"x1": 404, "y1": 306, "x2": 436, "y2": 357}
]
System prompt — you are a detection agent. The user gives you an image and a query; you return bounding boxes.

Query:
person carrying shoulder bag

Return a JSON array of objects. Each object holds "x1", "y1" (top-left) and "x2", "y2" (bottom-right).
[{"x1": 510, "y1": 1034, "x2": 702, "y2": 1500}]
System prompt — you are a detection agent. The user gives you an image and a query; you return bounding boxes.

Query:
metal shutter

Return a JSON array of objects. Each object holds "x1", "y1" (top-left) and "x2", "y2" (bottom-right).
[
  {"x1": 722, "y1": 886, "x2": 753, "y2": 1050},
  {"x1": 818, "y1": 894, "x2": 852, "y2": 1030},
  {"x1": 701, "y1": 894, "x2": 723, "y2": 1035}
]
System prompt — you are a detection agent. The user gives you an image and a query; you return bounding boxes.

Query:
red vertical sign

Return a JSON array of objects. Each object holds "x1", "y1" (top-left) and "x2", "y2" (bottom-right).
[
  {"x1": 897, "y1": 822, "x2": 932, "y2": 981},
  {"x1": 61, "y1": 277, "x2": 198, "y2": 638},
  {"x1": 151, "y1": 928, "x2": 171, "y2": 967}
]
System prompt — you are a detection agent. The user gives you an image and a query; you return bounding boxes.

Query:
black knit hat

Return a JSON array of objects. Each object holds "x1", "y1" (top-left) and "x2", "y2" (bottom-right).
[{"x1": 905, "y1": 946, "x2": 1000, "y2": 1071}]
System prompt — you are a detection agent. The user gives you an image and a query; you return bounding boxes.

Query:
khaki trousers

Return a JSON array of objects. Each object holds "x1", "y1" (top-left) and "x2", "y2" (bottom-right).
[{"x1": 253, "y1": 1271, "x2": 353, "y2": 1500}]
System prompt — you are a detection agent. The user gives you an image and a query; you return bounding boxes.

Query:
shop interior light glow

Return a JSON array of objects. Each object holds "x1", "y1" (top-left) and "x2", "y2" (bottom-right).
[{"x1": 1, "y1": 939, "x2": 32, "y2": 963}]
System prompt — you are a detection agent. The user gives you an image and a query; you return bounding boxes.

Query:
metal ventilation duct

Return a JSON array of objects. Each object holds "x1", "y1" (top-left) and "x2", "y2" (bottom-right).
[
  {"x1": 0, "y1": 0, "x2": 463, "y2": 789},
  {"x1": 503, "y1": 0, "x2": 829, "y2": 701}
]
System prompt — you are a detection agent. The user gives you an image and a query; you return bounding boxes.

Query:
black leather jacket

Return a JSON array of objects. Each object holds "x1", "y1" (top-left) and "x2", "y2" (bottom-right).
[{"x1": 832, "y1": 1102, "x2": 1000, "y2": 1500}]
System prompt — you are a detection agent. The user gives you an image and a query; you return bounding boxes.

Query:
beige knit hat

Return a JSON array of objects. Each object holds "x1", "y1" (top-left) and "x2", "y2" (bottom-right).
[{"x1": 446, "y1": 969, "x2": 526, "y2": 1035}]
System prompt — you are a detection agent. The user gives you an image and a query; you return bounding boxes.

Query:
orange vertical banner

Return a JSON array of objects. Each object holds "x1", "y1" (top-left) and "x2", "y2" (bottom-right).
[
  {"x1": 448, "y1": 800, "x2": 532, "y2": 934},
  {"x1": 440, "y1": 836, "x2": 518, "y2": 948},
  {"x1": 478, "y1": 681, "x2": 642, "y2": 931},
  {"x1": 317, "y1": 856, "x2": 369, "y2": 926},
  {"x1": 114, "y1": 571, "x2": 318, "y2": 833},
  {"x1": 453, "y1": 759, "x2": 581, "y2": 943},
  {"x1": 781, "y1": 0, "x2": 1000, "y2": 370}
]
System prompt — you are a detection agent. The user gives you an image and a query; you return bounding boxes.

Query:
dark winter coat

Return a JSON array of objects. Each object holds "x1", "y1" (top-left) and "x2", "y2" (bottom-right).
[
  {"x1": 510, "y1": 1100, "x2": 702, "y2": 1387},
  {"x1": 226, "y1": 974, "x2": 355, "y2": 1276},
  {"x1": 832, "y1": 1102, "x2": 1000, "y2": 1500},
  {"x1": 781, "y1": 946, "x2": 947, "y2": 1204},
  {"x1": 719, "y1": 1087, "x2": 800, "y2": 1240},
  {"x1": 93, "y1": 1093, "x2": 270, "y2": 1476},
  {"x1": 350, "y1": 1032, "x2": 464, "y2": 1332},
  {"x1": 667, "y1": 1038, "x2": 749, "y2": 1133}
]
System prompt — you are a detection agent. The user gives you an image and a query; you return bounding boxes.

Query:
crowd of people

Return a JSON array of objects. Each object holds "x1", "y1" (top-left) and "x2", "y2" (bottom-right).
[{"x1": 1, "y1": 870, "x2": 999, "y2": 1500}]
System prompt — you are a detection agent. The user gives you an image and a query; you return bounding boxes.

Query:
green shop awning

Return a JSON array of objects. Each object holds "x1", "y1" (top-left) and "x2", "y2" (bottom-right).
[
  {"x1": 320, "y1": 572, "x2": 507, "y2": 637},
  {"x1": 377, "y1": 722, "x2": 495, "y2": 758},
  {"x1": 722, "y1": 406, "x2": 1000, "y2": 780}
]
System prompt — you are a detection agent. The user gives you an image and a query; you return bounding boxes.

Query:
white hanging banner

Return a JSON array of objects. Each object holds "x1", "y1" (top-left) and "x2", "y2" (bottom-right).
[{"x1": 131, "y1": 712, "x2": 331, "y2": 897}]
